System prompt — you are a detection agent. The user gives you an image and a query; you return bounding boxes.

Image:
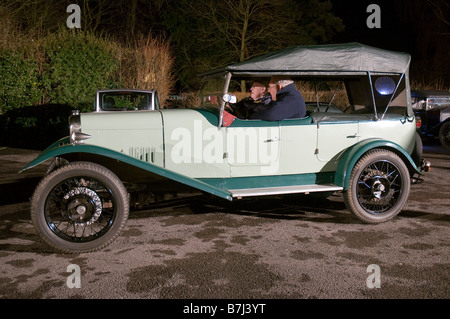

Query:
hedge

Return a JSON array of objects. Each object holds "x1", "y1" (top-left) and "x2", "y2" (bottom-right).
[{"x1": 0, "y1": 29, "x2": 174, "y2": 149}]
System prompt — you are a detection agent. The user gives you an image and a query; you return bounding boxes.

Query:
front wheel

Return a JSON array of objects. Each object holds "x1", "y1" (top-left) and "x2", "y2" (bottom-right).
[
  {"x1": 343, "y1": 150, "x2": 410, "y2": 224},
  {"x1": 31, "y1": 161, "x2": 129, "y2": 253}
]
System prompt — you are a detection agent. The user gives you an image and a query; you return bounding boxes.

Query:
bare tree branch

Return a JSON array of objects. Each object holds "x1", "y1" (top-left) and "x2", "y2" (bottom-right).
[{"x1": 426, "y1": 0, "x2": 450, "y2": 27}]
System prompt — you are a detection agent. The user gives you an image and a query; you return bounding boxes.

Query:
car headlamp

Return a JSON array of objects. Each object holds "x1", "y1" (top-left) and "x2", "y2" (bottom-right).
[{"x1": 69, "y1": 110, "x2": 91, "y2": 144}]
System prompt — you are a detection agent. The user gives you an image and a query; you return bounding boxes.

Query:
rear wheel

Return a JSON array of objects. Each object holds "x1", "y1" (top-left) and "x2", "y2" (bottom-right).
[
  {"x1": 31, "y1": 161, "x2": 129, "y2": 253},
  {"x1": 343, "y1": 150, "x2": 410, "y2": 223}
]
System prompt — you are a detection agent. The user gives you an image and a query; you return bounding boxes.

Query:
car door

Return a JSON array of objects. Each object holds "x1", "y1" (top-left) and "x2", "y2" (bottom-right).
[
  {"x1": 225, "y1": 121, "x2": 281, "y2": 176},
  {"x1": 276, "y1": 119, "x2": 318, "y2": 175},
  {"x1": 315, "y1": 120, "x2": 359, "y2": 164}
]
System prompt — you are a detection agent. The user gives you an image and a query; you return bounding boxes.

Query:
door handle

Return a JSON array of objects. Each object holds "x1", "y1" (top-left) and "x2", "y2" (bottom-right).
[
  {"x1": 347, "y1": 133, "x2": 360, "y2": 138},
  {"x1": 264, "y1": 137, "x2": 279, "y2": 142}
]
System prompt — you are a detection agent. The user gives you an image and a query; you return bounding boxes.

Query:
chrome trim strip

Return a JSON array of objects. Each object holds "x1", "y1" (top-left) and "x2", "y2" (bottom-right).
[
  {"x1": 368, "y1": 71, "x2": 379, "y2": 120},
  {"x1": 219, "y1": 72, "x2": 232, "y2": 128}
]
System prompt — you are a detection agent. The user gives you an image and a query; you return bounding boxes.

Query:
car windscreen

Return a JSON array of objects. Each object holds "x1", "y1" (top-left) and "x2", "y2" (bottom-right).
[
  {"x1": 100, "y1": 92, "x2": 152, "y2": 111},
  {"x1": 198, "y1": 73, "x2": 228, "y2": 111}
]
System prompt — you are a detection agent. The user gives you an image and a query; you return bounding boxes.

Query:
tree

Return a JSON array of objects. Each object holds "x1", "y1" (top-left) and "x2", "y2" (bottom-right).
[
  {"x1": 0, "y1": 0, "x2": 67, "y2": 34},
  {"x1": 426, "y1": 0, "x2": 450, "y2": 28},
  {"x1": 395, "y1": 0, "x2": 450, "y2": 85},
  {"x1": 164, "y1": 0, "x2": 344, "y2": 90},
  {"x1": 1, "y1": 0, "x2": 345, "y2": 90}
]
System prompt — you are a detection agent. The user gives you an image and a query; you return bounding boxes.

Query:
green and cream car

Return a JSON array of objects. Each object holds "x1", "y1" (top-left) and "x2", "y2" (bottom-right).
[{"x1": 22, "y1": 43, "x2": 430, "y2": 253}]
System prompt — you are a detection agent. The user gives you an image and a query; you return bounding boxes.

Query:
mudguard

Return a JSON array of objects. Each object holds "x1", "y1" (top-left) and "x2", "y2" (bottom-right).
[
  {"x1": 334, "y1": 138, "x2": 421, "y2": 189},
  {"x1": 20, "y1": 137, "x2": 233, "y2": 201}
]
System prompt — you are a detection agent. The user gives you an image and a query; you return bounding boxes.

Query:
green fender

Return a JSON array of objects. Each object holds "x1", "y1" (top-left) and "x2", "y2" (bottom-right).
[
  {"x1": 334, "y1": 138, "x2": 421, "y2": 190},
  {"x1": 20, "y1": 137, "x2": 233, "y2": 201}
]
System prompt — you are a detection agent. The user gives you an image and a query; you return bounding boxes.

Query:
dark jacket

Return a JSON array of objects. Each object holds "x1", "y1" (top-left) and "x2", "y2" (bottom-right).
[
  {"x1": 250, "y1": 83, "x2": 306, "y2": 121},
  {"x1": 232, "y1": 94, "x2": 272, "y2": 118}
]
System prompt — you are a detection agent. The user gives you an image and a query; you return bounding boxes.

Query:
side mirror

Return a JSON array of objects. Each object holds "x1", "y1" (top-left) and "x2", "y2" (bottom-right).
[{"x1": 222, "y1": 94, "x2": 237, "y2": 104}]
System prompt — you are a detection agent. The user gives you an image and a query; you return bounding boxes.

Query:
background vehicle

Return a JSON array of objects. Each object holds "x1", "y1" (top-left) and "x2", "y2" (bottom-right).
[
  {"x1": 412, "y1": 90, "x2": 450, "y2": 149},
  {"x1": 22, "y1": 43, "x2": 430, "y2": 253}
]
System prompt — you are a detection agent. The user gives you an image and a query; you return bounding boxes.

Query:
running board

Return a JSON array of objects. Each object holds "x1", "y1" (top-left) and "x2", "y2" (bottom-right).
[{"x1": 229, "y1": 184, "x2": 343, "y2": 198}]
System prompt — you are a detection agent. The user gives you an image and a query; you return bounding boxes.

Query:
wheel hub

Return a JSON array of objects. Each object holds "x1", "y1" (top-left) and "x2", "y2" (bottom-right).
[
  {"x1": 64, "y1": 187, "x2": 103, "y2": 226},
  {"x1": 67, "y1": 198, "x2": 88, "y2": 222},
  {"x1": 371, "y1": 177, "x2": 390, "y2": 199}
]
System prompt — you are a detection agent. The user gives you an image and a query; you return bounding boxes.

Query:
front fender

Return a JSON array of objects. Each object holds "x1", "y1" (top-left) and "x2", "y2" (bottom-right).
[
  {"x1": 334, "y1": 138, "x2": 421, "y2": 190},
  {"x1": 20, "y1": 136, "x2": 71, "y2": 171},
  {"x1": 20, "y1": 140, "x2": 233, "y2": 201}
]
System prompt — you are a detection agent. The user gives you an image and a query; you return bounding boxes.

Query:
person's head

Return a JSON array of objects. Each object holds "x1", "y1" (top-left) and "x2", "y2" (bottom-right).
[
  {"x1": 268, "y1": 81, "x2": 278, "y2": 101},
  {"x1": 249, "y1": 80, "x2": 268, "y2": 100},
  {"x1": 268, "y1": 76, "x2": 294, "y2": 100}
]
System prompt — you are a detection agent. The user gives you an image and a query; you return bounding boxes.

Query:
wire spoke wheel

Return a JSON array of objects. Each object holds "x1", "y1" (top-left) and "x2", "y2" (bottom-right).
[
  {"x1": 344, "y1": 150, "x2": 410, "y2": 223},
  {"x1": 31, "y1": 162, "x2": 129, "y2": 253},
  {"x1": 45, "y1": 176, "x2": 115, "y2": 243},
  {"x1": 356, "y1": 161, "x2": 402, "y2": 213}
]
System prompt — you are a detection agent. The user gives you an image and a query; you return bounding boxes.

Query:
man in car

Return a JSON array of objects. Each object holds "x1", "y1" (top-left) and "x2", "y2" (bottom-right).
[
  {"x1": 251, "y1": 76, "x2": 306, "y2": 121},
  {"x1": 231, "y1": 79, "x2": 272, "y2": 118}
]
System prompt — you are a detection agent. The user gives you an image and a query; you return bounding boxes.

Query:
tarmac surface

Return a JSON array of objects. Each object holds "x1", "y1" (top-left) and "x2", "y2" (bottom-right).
[{"x1": 0, "y1": 143, "x2": 449, "y2": 303}]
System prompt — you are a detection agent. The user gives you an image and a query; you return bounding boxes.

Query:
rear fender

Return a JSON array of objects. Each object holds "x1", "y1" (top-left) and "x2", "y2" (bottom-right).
[{"x1": 335, "y1": 138, "x2": 421, "y2": 189}]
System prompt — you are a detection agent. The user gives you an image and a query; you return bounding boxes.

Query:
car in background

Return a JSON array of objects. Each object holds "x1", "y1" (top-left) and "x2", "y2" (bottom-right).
[{"x1": 412, "y1": 90, "x2": 450, "y2": 149}]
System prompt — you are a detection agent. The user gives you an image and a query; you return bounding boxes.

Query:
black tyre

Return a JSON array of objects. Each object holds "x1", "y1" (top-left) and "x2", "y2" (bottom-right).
[
  {"x1": 343, "y1": 150, "x2": 410, "y2": 223},
  {"x1": 411, "y1": 132, "x2": 423, "y2": 166},
  {"x1": 46, "y1": 157, "x2": 69, "y2": 174},
  {"x1": 31, "y1": 161, "x2": 129, "y2": 253},
  {"x1": 439, "y1": 121, "x2": 450, "y2": 150}
]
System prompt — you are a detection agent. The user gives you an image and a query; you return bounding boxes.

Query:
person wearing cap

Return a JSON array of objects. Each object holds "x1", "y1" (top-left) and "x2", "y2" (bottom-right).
[
  {"x1": 231, "y1": 79, "x2": 272, "y2": 118},
  {"x1": 250, "y1": 76, "x2": 306, "y2": 121}
]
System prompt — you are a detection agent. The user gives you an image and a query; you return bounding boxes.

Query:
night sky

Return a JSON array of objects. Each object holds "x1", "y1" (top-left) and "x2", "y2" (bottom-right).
[
  {"x1": 329, "y1": 0, "x2": 449, "y2": 86},
  {"x1": 331, "y1": 0, "x2": 417, "y2": 52}
]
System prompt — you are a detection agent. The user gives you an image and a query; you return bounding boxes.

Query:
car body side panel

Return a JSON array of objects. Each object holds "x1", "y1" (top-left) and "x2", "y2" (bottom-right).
[
  {"x1": 277, "y1": 122, "x2": 319, "y2": 174},
  {"x1": 315, "y1": 121, "x2": 359, "y2": 163},
  {"x1": 223, "y1": 117, "x2": 318, "y2": 177},
  {"x1": 161, "y1": 109, "x2": 231, "y2": 178},
  {"x1": 81, "y1": 111, "x2": 165, "y2": 166},
  {"x1": 357, "y1": 116, "x2": 417, "y2": 154},
  {"x1": 226, "y1": 123, "x2": 281, "y2": 176},
  {"x1": 276, "y1": 115, "x2": 416, "y2": 177}
]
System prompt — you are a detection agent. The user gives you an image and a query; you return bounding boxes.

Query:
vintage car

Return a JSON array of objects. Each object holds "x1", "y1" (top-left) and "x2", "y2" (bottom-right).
[
  {"x1": 21, "y1": 43, "x2": 430, "y2": 253},
  {"x1": 412, "y1": 90, "x2": 450, "y2": 149}
]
